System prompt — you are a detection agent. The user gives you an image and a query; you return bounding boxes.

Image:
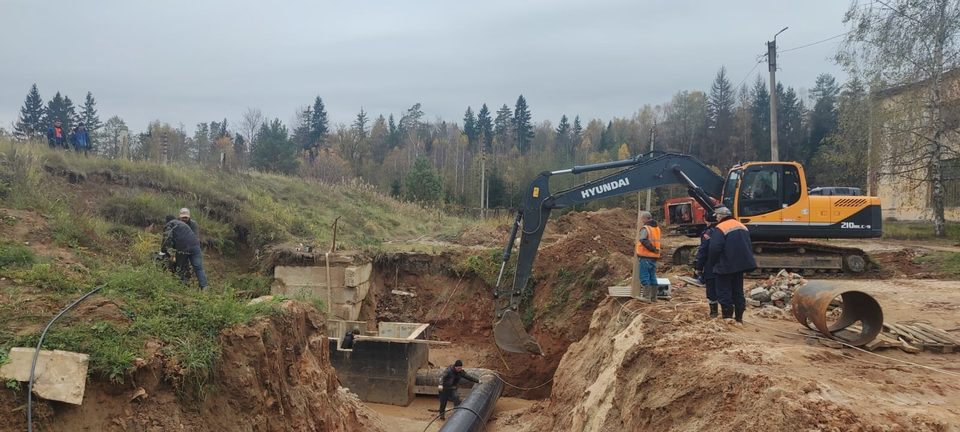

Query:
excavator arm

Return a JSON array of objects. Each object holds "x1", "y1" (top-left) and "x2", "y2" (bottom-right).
[{"x1": 493, "y1": 152, "x2": 724, "y2": 354}]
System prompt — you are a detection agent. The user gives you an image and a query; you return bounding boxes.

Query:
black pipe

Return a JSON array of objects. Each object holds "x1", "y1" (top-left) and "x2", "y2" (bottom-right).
[
  {"x1": 437, "y1": 370, "x2": 502, "y2": 432},
  {"x1": 27, "y1": 285, "x2": 103, "y2": 432}
]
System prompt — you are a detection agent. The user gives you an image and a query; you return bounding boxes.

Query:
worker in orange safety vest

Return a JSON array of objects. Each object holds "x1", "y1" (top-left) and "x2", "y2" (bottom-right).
[{"x1": 635, "y1": 211, "x2": 664, "y2": 300}]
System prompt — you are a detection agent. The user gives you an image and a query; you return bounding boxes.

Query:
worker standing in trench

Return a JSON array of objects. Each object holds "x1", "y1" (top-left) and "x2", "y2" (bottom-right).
[
  {"x1": 636, "y1": 211, "x2": 663, "y2": 301},
  {"x1": 438, "y1": 360, "x2": 479, "y2": 420},
  {"x1": 707, "y1": 207, "x2": 757, "y2": 324}
]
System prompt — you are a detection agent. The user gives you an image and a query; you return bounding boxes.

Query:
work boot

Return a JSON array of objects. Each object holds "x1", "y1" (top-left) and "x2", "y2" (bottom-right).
[
  {"x1": 646, "y1": 285, "x2": 658, "y2": 302},
  {"x1": 721, "y1": 305, "x2": 734, "y2": 322},
  {"x1": 734, "y1": 305, "x2": 745, "y2": 323},
  {"x1": 709, "y1": 302, "x2": 718, "y2": 318}
]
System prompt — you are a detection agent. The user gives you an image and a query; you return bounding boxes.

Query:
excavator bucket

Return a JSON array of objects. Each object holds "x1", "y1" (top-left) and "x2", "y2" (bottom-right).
[{"x1": 494, "y1": 310, "x2": 543, "y2": 355}]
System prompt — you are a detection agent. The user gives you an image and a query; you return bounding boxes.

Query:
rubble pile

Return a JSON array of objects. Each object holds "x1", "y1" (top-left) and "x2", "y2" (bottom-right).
[{"x1": 746, "y1": 270, "x2": 807, "y2": 308}]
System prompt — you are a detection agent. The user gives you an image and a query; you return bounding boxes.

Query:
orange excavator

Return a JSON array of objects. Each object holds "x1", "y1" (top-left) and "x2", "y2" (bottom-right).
[{"x1": 492, "y1": 152, "x2": 881, "y2": 355}]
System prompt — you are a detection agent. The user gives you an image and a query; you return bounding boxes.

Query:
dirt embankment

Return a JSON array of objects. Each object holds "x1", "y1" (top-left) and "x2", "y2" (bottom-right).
[
  {"x1": 500, "y1": 294, "x2": 960, "y2": 432},
  {"x1": 368, "y1": 209, "x2": 644, "y2": 399},
  {"x1": 1, "y1": 302, "x2": 383, "y2": 432}
]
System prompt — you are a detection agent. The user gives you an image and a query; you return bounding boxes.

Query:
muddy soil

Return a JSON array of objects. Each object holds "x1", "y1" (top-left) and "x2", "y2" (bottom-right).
[
  {"x1": 367, "y1": 396, "x2": 533, "y2": 432},
  {"x1": 0, "y1": 302, "x2": 384, "y2": 432},
  {"x1": 497, "y1": 278, "x2": 960, "y2": 431}
]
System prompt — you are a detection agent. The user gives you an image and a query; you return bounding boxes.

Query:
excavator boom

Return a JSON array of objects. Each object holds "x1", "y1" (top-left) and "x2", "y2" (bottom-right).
[
  {"x1": 493, "y1": 152, "x2": 723, "y2": 354},
  {"x1": 493, "y1": 152, "x2": 883, "y2": 355}
]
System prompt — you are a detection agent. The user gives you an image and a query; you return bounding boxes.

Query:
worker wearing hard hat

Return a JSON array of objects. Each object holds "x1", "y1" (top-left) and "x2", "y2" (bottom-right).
[{"x1": 707, "y1": 207, "x2": 757, "y2": 324}]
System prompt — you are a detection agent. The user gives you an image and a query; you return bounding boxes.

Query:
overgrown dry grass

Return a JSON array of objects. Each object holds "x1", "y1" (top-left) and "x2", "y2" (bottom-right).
[
  {"x1": 0, "y1": 138, "x2": 473, "y2": 394},
  {"x1": 0, "y1": 139, "x2": 469, "y2": 256}
]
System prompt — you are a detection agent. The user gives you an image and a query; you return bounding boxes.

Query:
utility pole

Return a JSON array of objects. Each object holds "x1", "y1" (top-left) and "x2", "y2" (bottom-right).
[
  {"x1": 644, "y1": 118, "x2": 657, "y2": 212},
  {"x1": 767, "y1": 27, "x2": 787, "y2": 162},
  {"x1": 162, "y1": 131, "x2": 169, "y2": 165}
]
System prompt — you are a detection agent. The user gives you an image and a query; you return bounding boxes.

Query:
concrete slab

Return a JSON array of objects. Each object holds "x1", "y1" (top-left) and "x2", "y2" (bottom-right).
[
  {"x1": 0, "y1": 347, "x2": 89, "y2": 405},
  {"x1": 271, "y1": 261, "x2": 372, "y2": 321}
]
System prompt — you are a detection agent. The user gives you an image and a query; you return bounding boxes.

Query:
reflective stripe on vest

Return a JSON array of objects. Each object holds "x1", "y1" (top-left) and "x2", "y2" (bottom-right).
[
  {"x1": 716, "y1": 219, "x2": 748, "y2": 235},
  {"x1": 636, "y1": 225, "x2": 661, "y2": 258}
]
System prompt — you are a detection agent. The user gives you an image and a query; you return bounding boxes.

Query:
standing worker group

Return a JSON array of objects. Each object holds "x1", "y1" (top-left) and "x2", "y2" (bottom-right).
[
  {"x1": 437, "y1": 360, "x2": 479, "y2": 420},
  {"x1": 636, "y1": 211, "x2": 665, "y2": 301},
  {"x1": 706, "y1": 207, "x2": 757, "y2": 323}
]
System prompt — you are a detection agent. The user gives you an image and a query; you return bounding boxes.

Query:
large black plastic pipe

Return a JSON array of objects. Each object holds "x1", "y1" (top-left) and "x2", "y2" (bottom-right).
[{"x1": 415, "y1": 368, "x2": 503, "y2": 432}]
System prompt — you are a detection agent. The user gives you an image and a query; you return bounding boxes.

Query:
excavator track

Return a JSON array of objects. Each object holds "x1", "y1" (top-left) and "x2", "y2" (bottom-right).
[{"x1": 672, "y1": 241, "x2": 876, "y2": 278}]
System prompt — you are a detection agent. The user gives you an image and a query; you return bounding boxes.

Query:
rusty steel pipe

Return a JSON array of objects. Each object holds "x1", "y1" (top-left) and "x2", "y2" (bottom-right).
[{"x1": 791, "y1": 281, "x2": 883, "y2": 346}]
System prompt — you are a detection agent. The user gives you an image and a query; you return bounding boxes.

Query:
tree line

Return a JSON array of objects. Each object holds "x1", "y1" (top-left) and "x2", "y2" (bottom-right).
[{"x1": 8, "y1": 70, "x2": 868, "y2": 212}]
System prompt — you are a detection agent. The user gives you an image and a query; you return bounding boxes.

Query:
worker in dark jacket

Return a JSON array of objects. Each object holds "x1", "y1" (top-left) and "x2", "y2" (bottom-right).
[
  {"x1": 161, "y1": 215, "x2": 208, "y2": 289},
  {"x1": 694, "y1": 218, "x2": 720, "y2": 318},
  {"x1": 178, "y1": 208, "x2": 200, "y2": 238},
  {"x1": 438, "y1": 360, "x2": 479, "y2": 420},
  {"x1": 47, "y1": 120, "x2": 66, "y2": 149},
  {"x1": 340, "y1": 329, "x2": 356, "y2": 349},
  {"x1": 707, "y1": 207, "x2": 757, "y2": 323}
]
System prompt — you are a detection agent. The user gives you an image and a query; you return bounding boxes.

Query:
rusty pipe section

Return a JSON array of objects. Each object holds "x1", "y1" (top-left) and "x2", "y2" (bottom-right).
[{"x1": 791, "y1": 281, "x2": 883, "y2": 346}]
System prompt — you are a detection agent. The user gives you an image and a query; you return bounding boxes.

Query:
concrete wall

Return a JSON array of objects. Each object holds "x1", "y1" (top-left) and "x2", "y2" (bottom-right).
[
  {"x1": 271, "y1": 260, "x2": 372, "y2": 320},
  {"x1": 378, "y1": 322, "x2": 431, "y2": 339},
  {"x1": 328, "y1": 319, "x2": 368, "y2": 339},
  {"x1": 329, "y1": 338, "x2": 429, "y2": 406}
]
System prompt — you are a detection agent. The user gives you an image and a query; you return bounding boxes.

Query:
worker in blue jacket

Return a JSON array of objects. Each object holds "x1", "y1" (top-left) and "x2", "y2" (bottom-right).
[
  {"x1": 707, "y1": 207, "x2": 757, "y2": 324},
  {"x1": 694, "y1": 218, "x2": 720, "y2": 318},
  {"x1": 70, "y1": 123, "x2": 91, "y2": 155}
]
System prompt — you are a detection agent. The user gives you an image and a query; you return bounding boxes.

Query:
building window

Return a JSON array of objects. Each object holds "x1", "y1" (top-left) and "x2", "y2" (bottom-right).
[{"x1": 944, "y1": 158, "x2": 960, "y2": 208}]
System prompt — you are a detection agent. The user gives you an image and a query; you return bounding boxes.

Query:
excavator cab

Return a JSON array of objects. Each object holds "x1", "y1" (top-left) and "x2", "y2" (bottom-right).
[{"x1": 720, "y1": 162, "x2": 881, "y2": 241}]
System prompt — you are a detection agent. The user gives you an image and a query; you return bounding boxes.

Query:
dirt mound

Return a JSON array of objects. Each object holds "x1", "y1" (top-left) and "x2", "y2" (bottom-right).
[
  {"x1": 3, "y1": 301, "x2": 384, "y2": 432},
  {"x1": 509, "y1": 295, "x2": 960, "y2": 432}
]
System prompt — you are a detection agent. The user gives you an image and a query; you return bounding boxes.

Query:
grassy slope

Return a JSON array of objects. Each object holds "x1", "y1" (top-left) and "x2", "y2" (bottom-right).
[{"x1": 0, "y1": 139, "x2": 468, "y2": 390}]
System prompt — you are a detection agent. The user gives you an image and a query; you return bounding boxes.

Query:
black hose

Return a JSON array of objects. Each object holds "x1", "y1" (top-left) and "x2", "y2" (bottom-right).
[{"x1": 27, "y1": 285, "x2": 103, "y2": 432}]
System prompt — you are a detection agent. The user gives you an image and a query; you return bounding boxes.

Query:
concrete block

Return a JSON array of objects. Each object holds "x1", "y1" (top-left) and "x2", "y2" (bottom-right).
[
  {"x1": 378, "y1": 322, "x2": 429, "y2": 339},
  {"x1": 0, "y1": 348, "x2": 89, "y2": 405}
]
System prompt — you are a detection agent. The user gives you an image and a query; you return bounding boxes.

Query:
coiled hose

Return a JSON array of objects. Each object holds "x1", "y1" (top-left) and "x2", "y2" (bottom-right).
[{"x1": 26, "y1": 285, "x2": 103, "y2": 432}]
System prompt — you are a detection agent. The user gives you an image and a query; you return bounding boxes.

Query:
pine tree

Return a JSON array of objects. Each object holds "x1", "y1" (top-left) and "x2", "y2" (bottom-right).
[
  {"x1": 194, "y1": 123, "x2": 210, "y2": 163},
  {"x1": 251, "y1": 119, "x2": 298, "y2": 174},
  {"x1": 707, "y1": 67, "x2": 736, "y2": 166},
  {"x1": 477, "y1": 104, "x2": 493, "y2": 152},
  {"x1": 572, "y1": 115, "x2": 583, "y2": 138},
  {"x1": 309, "y1": 96, "x2": 329, "y2": 148},
  {"x1": 353, "y1": 108, "x2": 369, "y2": 141},
  {"x1": 62, "y1": 96, "x2": 78, "y2": 131},
  {"x1": 78, "y1": 92, "x2": 103, "y2": 150},
  {"x1": 43, "y1": 92, "x2": 68, "y2": 130},
  {"x1": 13, "y1": 84, "x2": 45, "y2": 141},
  {"x1": 388, "y1": 114, "x2": 400, "y2": 149},
  {"x1": 493, "y1": 104, "x2": 512, "y2": 155},
  {"x1": 556, "y1": 114, "x2": 571, "y2": 155},
  {"x1": 513, "y1": 95, "x2": 534, "y2": 154},
  {"x1": 778, "y1": 85, "x2": 807, "y2": 163},
  {"x1": 806, "y1": 74, "x2": 840, "y2": 166},
  {"x1": 403, "y1": 157, "x2": 444, "y2": 203},
  {"x1": 751, "y1": 76, "x2": 771, "y2": 160},
  {"x1": 292, "y1": 106, "x2": 313, "y2": 153},
  {"x1": 462, "y1": 106, "x2": 478, "y2": 151},
  {"x1": 234, "y1": 134, "x2": 247, "y2": 167}
]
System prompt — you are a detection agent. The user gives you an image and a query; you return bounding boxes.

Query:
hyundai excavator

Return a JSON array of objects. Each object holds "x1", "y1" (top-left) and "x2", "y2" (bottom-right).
[{"x1": 492, "y1": 152, "x2": 882, "y2": 355}]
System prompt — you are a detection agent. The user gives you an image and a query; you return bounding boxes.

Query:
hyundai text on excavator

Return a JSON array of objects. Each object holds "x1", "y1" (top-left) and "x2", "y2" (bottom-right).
[{"x1": 492, "y1": 152, "x2": 881, "y2": 355}]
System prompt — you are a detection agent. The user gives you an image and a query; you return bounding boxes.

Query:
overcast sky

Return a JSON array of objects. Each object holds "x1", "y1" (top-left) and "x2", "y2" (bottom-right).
[{"x1": 1, "y1": 0, "x2": 852, "y2": 133}]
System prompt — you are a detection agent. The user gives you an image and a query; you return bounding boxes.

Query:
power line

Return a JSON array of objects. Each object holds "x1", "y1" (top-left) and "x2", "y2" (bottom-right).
[
  {"x1": 779, "y1": 32, "x2": 850, "y2": 53},
  {"x1": 735, "y1": 59, "x2": 765, "y2": 89}
]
